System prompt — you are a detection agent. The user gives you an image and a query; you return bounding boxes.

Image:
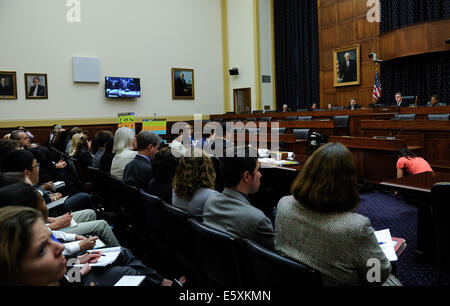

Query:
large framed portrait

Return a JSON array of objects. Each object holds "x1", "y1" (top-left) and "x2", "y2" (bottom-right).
[
  {"x1": 334, "y1": 45, "x2": 360, "y2": 87},
  {"x1": 172, "y1": 68, "x2": 194, "y2": 100},
  {"x1": 0, "y1": 71, "x2": 17, "y2": 99},
  {"x1": 25, "y1": 73, "x2": 48, "y2": 99}
]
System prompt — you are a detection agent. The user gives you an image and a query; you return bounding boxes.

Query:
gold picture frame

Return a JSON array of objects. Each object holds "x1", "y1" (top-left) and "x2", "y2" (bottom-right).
[
  {"x1": 172, "y1": 68, "x2": 194, "y2": 100},
  {"x1": 333, "y1": 44, "x2": 360, "y2": 87},
  {"x1": 0, "y1": 71, "x2": 17, "y2": 99},
  {"x1": 25, "y1": 73, "x2": 48, "y2": 99}
]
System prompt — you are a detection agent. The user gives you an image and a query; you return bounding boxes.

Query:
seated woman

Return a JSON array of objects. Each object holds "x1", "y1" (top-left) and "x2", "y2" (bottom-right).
[
  {"x1": 275, "y1": 142, "x2": 401, "y2": 286},
  {"x1": 396, "y1": 148, "x2": 433, "y2": 178},
  {"x1": 91, "y1": 130, "x2": 113, "y2": 169},
  {"x1": 0, "y1": 206, "x2": 181, "y2": 286},
  {"x1": 172, "y1": 148, "x2": 218, "y2": 216},
  {"x1": 69, "y1": 133, "x2": 93, "y2": 177},
  {"x1": 147, "y1": 147, "x2": 179, "y2": 204},
  {"x1": 110, "y1": 127, "x2": 137, "y2": 180}
]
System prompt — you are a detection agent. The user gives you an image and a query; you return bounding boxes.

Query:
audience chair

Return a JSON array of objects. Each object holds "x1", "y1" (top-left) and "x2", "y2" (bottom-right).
[
  {"x1": 285, "y1": 116, "x2": 298, "y2": 121},
  {"x1": 297, "y1": 116, "x2": 312, "y2": 121},
  {"x1": 242, "y1": 239, "x2": 322, "y2": 287},
  {"x1": 431, "y1": 182, "x2": 450, "y2": 286},
  {"x1": 187, "y1": 218, "x2": 244, "y2": 287},
  {"x1": 427, "y1": 114, "x2": 449, "y2": 121},
  {"x1": 293, "y1": 129, "x2": 311, "y2": 140},
  {"x1": 393, "y1": 114, "x2": 416, "y2": 120},
  {"x1": 333, "y1": 115, "x2": 350, "y2": 128}
]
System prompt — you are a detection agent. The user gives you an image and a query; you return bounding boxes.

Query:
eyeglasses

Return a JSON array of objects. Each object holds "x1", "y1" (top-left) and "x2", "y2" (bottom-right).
[{"x1": 32, "y1": 163, "x2": 40, "y2": 169}]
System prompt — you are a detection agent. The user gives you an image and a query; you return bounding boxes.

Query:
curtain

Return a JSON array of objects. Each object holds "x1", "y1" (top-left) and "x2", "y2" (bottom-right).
[
  {"x1": 273, "y1": 0, "x2": 319, "y2": 111},
  {"x1": 380, "y1": 51, "x2": 450, "y2": 105},
  {"x1": 380, "y1": 0, "x2": 450, "y2": 34}
]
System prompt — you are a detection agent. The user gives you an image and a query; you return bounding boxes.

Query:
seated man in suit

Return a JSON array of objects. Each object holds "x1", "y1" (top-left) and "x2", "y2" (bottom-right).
[
  {"x1": 392, "y1": 92, "x2": 409, "y2": 108},
  {"x1": 29, "y1": 77, "x2": 46, "y2": 97},
  {"x1": 123, "y1": 130, "x2": 160, "y2": 190},
  {"x1": 346, "y1": 98, "x2": 361, "y2": 110},
  {"x1": 202, "y1": 146, "x2": 275, "y2": 250},
  {"x1": 427, "y1": 95, "x2": 445, "y2": 107}
]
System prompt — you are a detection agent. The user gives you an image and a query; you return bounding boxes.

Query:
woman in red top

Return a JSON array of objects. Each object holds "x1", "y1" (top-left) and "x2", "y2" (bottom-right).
[{"x1": 396, "y1": 148, "x2": 433, "y2": 178}]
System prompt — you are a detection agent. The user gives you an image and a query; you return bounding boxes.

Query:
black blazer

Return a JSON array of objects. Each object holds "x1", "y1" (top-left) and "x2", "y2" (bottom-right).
[
  {"x1": 29, "y1": 85, "x2": 45, "y2": 96},
  {"x1": 123, "y1": 154, "x2": 152, "y2": 190},
  {"x1": 392, "y1": 100, "x2": 409, "y2": 108},
  {"x1": 346, "y1": 104, "x2": 361, "y2": 110},
  {"x1": 339, "y1": 59, "x2": 357, "y2": 82}
]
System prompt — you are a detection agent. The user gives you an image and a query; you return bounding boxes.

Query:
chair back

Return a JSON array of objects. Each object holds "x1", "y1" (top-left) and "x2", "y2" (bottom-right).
[
  {"x1": 312, "y1": 109, "x2": 326, "y2": 111},
  {"x1": 403, "y1": 95, "x2": 417, "y2": 107},
  {"x1": 333, "y1": 115, "x2": 350, "y2": 127},
  {"x1": 297, "y1": 116, "x2": 312, "y2": 121},
  {"x1": 246, "y1": 117, "x2": 257, "y2": 122},
  {"x1": 264, "y1": 110, "x2": 275, "y2": 113},
  {"x1": 225, "y1": 111, "x2": 235, "y2": 115},
  {"x1": 239, "y1": 111, "x2": 250, "y2": 114},
  {"x1": 332, "y1": 106, "x2": 345, "y2": 110},
  {"x1": 393, "y1": 114, "x2": 416, "y2": 120},
  {"x1": 427, "y1": 114, "x2": 449, "y2": 121},
  {"x1": 242, "y1": 239, "x2": 322, "y2": 287},
  {"x1": 138, "y1": 190, "x2": 164, "y2": 237},
  {"x1": 213, "y1": 117, "x2": 223, "y2": 122},
  {"x1": 296, "y1": 108, "x2": 308, "y2": 112},
  {"x1": 285, "y1": 116, "x2": 298, "y2": 121},
  {"x1": 253, "y1": 110, "x2": 264, "y2": 114},
  {"x1": 293, "y1": 129, "x2": 310, "y2": 140},
  {"x1": 187, "y1": 218, "x2": 243, "y2": 286},
  {"x1": 162, "y1": 201, "x2": 191, "y2": 253}
]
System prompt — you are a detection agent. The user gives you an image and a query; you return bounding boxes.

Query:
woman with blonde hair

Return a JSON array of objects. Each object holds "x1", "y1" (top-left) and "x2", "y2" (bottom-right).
[
  {"x1": 274, "y1": 142, "x2": 401, "y2": 286},
  {"x1": 172, "y1": 148, "x2": 218, "y2": 216},
  {"x1": 110, "y1": 127, "x2": 137, "y2": 180}
]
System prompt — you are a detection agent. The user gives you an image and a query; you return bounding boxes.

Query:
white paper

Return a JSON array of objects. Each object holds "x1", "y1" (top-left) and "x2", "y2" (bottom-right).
[
  {"x1": 47, "y1": 196, "x2": 68, "y2": 210},
  {"x1": 114, "y1": 276, "x2": 146, "y2": 286},
  {"x1": 53, "y1": 181, "x2": 66, "y2": 189},
  {"x1": 374, "y1": 229, "x2": 398, "y2": 261},
  {"x1": 73, "y1": 247, "x2": 121, "y2": 267}
]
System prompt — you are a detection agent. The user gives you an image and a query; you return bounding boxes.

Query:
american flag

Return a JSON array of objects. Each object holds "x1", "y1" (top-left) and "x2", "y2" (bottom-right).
[{"x1": 372, "y1": 72, "x2": 381, "y2": 103}]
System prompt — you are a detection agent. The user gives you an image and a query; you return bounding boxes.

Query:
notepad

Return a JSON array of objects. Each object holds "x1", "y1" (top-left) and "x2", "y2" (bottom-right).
[
  {"x1": 63, "y1": 238, "x2": 106, "y2": 250},
  {"x1": 53, "y1": 181, "x2": 66, "y2": 190},
  {"x1": 374, "y1": 229, "x2": 398, "y2": 261},
  {"x1": 114, "y1": 276, "x2": 146, "y2": 286},
  {"x1": 47, "y1": 196, "x2": 68, "y2": 210},
  {"x1": 73, "y1": 247, "x2": 121, "y2": 267}
]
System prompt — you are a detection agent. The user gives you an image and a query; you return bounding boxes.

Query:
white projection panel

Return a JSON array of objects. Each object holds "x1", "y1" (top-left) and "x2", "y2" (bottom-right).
[{"x1": 72, "y1": 56, "x2": 100, "y2": 83}]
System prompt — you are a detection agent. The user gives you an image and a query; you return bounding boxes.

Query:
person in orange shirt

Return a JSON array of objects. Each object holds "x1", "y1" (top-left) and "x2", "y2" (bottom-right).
[{"x1": 396, "y1": 148, "x2": 433, "y2": 178}]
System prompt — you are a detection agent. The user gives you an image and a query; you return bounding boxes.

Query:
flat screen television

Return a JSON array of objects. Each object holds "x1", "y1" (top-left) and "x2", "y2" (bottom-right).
[{"x1": 105, "y1": 77, "x2": 141, "y2": 98}]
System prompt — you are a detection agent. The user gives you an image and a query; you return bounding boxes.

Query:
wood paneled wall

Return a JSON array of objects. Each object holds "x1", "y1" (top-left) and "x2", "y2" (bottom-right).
[{"x1": 318, "y1": 0, "x2": 380, "y2": 109}]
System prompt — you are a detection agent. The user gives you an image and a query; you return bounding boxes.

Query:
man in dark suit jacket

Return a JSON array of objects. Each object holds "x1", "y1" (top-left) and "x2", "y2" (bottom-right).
[
  {"x1": 339, "y1": 53, "x2": 357, "y2": 82},
  {"x1": 0, "y1": 77, "x2": 13, "y2": 96},
  {"x1": 175, "y1": 73, "x2": 188, "y2": 96},
  {"x1": 28, "y1": 77, "x2": 45, "y2": 97},
  {"x1": 202, "y1": 146, "x2": 275, "y2": 250},
  {"x1": 392, "y1": 92, "x2": 409, "y2": 108},
  {"x1": 123, "y1": 130, "x2": 161, "y2": 190},
  {"x1": 346, "y1": 98, "x2": 361, "y2": 110}
]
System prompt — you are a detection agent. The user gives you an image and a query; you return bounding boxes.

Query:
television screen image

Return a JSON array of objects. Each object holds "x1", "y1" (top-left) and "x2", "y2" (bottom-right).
[{"x1": 105, "y1": 77, "x2": 141, "y2": 98}]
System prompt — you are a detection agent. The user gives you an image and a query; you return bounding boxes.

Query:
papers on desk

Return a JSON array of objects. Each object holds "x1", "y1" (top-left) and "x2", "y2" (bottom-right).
[
  {"x1": 47, "y1": 196, "x2": 68, "y2": 210},
  {"x1": 73, "y1": 247, "x2": 122, "y2": 267},
  {"x1": 114, "y1": 275, "x2": 146, "y2": 286},
  {"x1": 374, "y1": 229, "x2": 398, "y2": 261},
  {"x1": 53, "y1": 181, "x2": 66, "y2": 190},
  {"x1": 258, "y1": 158, "x2": 299, "y2": 167}
]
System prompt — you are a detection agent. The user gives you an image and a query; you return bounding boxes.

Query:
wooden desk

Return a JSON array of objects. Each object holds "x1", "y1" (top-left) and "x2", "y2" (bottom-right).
[
  {"x1": 360, "y1": 120, "x2": 450, "y2": 173},
  {"x1": 329, "y1": 136, "x2": 423, "y2": 182},
  {"x1": 380, "y1": 172, "x2": 450, "y2": 262}
]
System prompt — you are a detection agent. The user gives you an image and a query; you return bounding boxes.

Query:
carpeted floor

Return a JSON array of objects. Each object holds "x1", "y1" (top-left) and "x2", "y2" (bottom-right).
[{"x1": 355, "y1": 190, "x2": 449, "y2": 286}]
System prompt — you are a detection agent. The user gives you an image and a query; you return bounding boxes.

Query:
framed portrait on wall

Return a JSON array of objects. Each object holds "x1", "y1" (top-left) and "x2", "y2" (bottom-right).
[
  {"x1": 172, "y1": 68, "x2": 194, "y2": 100},
  {"x1": 334, "y1": 45, "x2": 360, "y2": 87},
  {"x1": 25, "y1": 73, "x2": 48, "y2": 99},
  {"x1": 0, "y1": 71, "x2": 17, "y2": 99}
]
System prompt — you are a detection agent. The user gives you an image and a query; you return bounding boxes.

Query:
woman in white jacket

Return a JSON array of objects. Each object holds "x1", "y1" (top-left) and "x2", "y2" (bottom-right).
[{"x1": 110, "y1": 127, "x2": 137, "y2": 180}]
